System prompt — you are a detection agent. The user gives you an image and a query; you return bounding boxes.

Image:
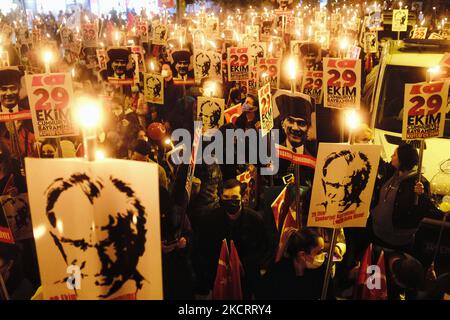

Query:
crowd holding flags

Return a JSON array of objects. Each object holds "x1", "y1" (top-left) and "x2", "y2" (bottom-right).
[{"x1": 0, "y1": 0, "x2": 448, "y2": 302}]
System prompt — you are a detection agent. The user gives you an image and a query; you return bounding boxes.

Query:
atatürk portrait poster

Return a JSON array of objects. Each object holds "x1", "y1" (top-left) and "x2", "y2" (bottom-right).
[
  {"x1": 307, "y1": 143, "x2": 381, "y2": 228},
  {"x1": 25, "y1": 158, "x2": 163, "y2": 300}
]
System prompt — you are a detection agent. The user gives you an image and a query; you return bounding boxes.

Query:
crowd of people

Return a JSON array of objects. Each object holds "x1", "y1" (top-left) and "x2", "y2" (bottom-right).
[{"x1": 0, "y1": 1, "x2": 449, "y2": 300}]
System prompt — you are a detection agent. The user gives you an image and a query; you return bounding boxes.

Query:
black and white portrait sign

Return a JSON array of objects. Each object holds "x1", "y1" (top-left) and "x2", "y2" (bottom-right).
[
  {"x1": 364, "y1": 32, "x2": 378, "y2": 53},
  {"x1": 392, "y1": 9, "x2": 408, "y2": 32},
  {"x1": 144, "y1": 73, "x2": 164, "y2": 104},
  {"x1": 193, "y1": 50, "x2": 222, "y2": 84},
  {"x1": 307, "y1": 143, "x2": 381, "y2": 228},
  {"x1": 248, "y1": 42, "x2": 267, "y2": 67},
  {"x1": 197, "y1": 96, "x2": 225, "y2": 131},
  {"x1": 0, "y1": 194, "x2": 33, "y2": 241},
  {"x1": 25, "y1": 158, "x2": 163, "y2": 300},
  {"x1": 151, "y1": 22, "x2": 168, "y2": 45}
]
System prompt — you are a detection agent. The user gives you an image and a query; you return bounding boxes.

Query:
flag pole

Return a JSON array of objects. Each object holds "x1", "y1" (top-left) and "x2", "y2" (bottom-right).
[
  {"x1": 11, "y1": 121, "x2": 25, "y2": 176},
  {"x1": 321, "y1": 109, "x2": 360, "y2": 300},
  {"x1": 0, "y1": 272, "x2": 9, "y2": 300},
  {"x1": 321, "y1": 228, "x2": 338, "y2": 300},
  {"x1": 77, "y1": 98, "x2": 101, "y2": 162},
  {"x1": 431, "y1": 212, "x2": 449, "y2": 266},
  {"x1": 415, "y1": 66, "x2": 439, "y2": 204},
  {"x1": 43, "y1": 50, "x2": 63, "y2": 158},
  {"x1": 288, "y1": 57, "x2": 302, "y2": 228}
]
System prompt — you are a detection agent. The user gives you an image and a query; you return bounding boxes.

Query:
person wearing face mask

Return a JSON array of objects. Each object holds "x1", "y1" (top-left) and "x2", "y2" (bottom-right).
[
  {"x1": 235, "y1": 94, "x2": 261, "y2": 131},
  {"x1": 258, "y1": 227, "x2": 335, "y2": 300},
  {"x1": 38, "y1": 139, "x2": 58, "y2": 158},
  {"x1": 193, "y1": 178, "x2": 269, "y2": 300}
]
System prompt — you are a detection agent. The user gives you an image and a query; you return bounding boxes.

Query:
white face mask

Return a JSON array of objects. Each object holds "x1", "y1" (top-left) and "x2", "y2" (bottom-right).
[
  {"x1": 305, "y1": 252, "x2": 326, "y2": 269},
  {"x1": 161, "y1": 69, "x2": 170, "y2": 78}
]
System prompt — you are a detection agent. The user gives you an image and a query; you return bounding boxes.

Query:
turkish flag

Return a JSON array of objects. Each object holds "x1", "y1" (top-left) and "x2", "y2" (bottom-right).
[
  {"x1": 229, "y1": 240, "x2": 243, "y2": 300},
  {"x1": 158, "y1": 0, "x2": 176, "y2": 8},
  {"x1": 212, "y1": 239, "x2": 230, "y2": 300},
  {"x1": 271, "y1": 186, "x2": 288, "y2": 231},
  {"x1": 354, "y1": 244, "x2": 373, "y2": 299},
  {"x1": 372, "y1": 250, "x2": 388, "y2": 300}
]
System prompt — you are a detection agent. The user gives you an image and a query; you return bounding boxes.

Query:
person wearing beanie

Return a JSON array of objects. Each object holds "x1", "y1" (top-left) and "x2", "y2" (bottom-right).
[
  {"x1": 235, "y1": 94, "x2": 260, "y2": 131},
  {"x1": 369, "y1": 143, "x2": 440, "y2": 251}
]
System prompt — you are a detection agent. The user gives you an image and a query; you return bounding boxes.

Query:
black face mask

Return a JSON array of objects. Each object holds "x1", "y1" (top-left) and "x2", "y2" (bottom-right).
[{"x1": 220, "y1": 199, "x2": 241, "y2": 215}]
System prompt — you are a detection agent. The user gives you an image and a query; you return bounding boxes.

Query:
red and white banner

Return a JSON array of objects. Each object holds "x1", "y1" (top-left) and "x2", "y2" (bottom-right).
[
  {"x1": 25, "y1": 73, "x2": 78, "y2": 139},
  {"x1": 258, "y1": 83, "x2": 274, "y2": 137},
  {"x1": 323, "y1": 58, "x2": 361, "y2": 110},
  {"x1": 135, "y1": 20, "x2": 148, "y2": 41},
  {"x1": 411, "y1": 27, "x2": 427, "y2": 39},
  {"x1": 0, "y1": 204, "x2": 14, "y2": 244},
  {"x1": 257, "y1": 57, "x2": 280, "y2": 90},
  {"x1": 301, "y1": 70, "x2": 323, "y2": 105},
  {"x1": 276, "y1": 145, "x2": 316, "y2": 168},
  {"x1": 224, "y1": 103, "x2": 243, "y2": 125},
  {"x1": 227, "y1": 47, "x2": 250, "y2": 82},
  {"x1": 402, "y1": 80, "x2": 449, "y2": 140},
  {"x1": 96, "y1": 49, "x2": 107, "y2": 69}
]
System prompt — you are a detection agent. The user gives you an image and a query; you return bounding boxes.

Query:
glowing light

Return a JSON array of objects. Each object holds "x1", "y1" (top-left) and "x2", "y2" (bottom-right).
[
  {"x1": 287, "y1": 56, "x2": 297, "y2": 81},
  {"x1": 340, "y1": 37, "x2": 349, "y2": 50},
  {"x1": 33, "y1": 225, "x2": 46, "y2": 240},
  {"x1": 208, "y1": 40, "x2": 216, "y2": 49},
  {"x1": 345, "y1": 109, "x2": 361, "y2": 130},
  {"x1": 42, "y1": 50, "x2": 53, "y2": 64},
  {"x1": 76, "y1": 97, "x2": 102, "y2": 129},
  {"x1": 428, "y1": 66, "x2": 441, "y2": 75},
  {"x1": 56, "y1": 220, "x2": 63, "y2": 234},
  {"x1": 204, "y1": 81, "x2": 217, "y2": 97},
  {"x1": 95, "y1": 150, "x2": 106, "y2": 160}
]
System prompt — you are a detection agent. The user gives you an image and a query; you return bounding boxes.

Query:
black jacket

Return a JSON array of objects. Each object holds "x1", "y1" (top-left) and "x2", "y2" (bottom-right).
[
  {"x1": 257, "y1": 257, "x2": 334, "y2": 300},
  {"x1": 371, "y1": 161, "x2": 439, "y2": 230},
  {"x1": 193, "y1": 206, "x2": 269, "y2": 298}
]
